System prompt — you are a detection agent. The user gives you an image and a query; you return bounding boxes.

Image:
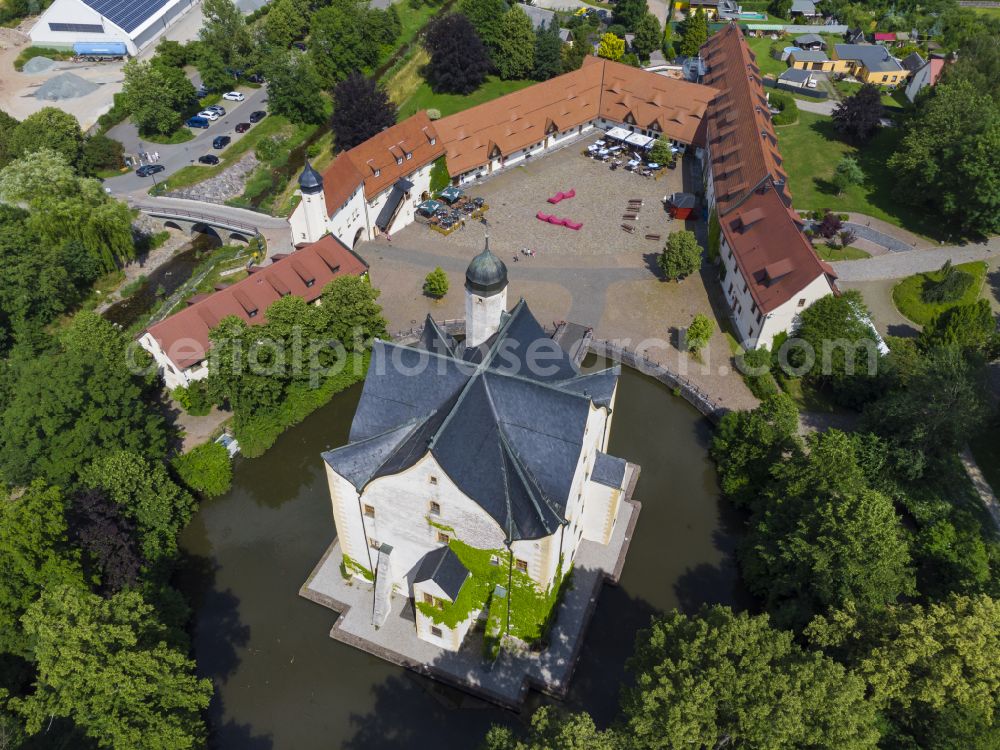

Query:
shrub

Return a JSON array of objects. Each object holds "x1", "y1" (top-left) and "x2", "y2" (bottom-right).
[
  {"x1": 769, "y1": 91, "x2": 799, "y2": 126},
  {"x1": 427, "y1": 108, "x2": 442, "y2": 120},
  {"x1": 737, "y1": 347, "x2": 780, "y2": 399},
  {"x1": 172, "y1": 441, "x2": 232, "y2": 497},
  {"x1": 686, "y1": 314, "x2": 714, "y2": 352},
  {"x1": 658, "y1": 230, "x2": 702, "y2": 281},
  {"x1": 423, "y1": 267, "x2": 449, "y2": 298},
  {"x1": 172, "y1": 381, "x2": 212, "y2": 416},
  {"x1": 922, "y1": 260, "x2": 974, "y2": 304}
]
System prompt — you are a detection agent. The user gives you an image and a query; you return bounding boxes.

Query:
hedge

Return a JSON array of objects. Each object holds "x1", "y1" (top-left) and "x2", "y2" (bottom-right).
[{"x1": 768, "y1": 90, "x2": 799, "y2": 126}]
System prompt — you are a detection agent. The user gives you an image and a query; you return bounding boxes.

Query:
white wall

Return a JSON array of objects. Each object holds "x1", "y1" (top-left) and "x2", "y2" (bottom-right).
[
  {"x1": 465, "y1": 287, "x2": 507, "y2": 348},
  {"x1": 756, "y1": 274, "x2": 835, "y2": 347},
  {"x1": 29, "y1": 0, "x2": 189, "y2": 53},
  {"x1": 905, "y1": 62, "x2": 931, "y2": 102},
  {"x1": 138, "y1": 332, "x2": 208, "y2": 390}
]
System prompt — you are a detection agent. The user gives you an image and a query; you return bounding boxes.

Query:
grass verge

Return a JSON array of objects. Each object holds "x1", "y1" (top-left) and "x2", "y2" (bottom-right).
[
  {"x1": 890, "y1": 260, "x2": 988, "y2": 326},
  {"x1": 398, "y1": 76, "x2": 536, "y2": 120},
  {"x1": 13, "y1": 46, "x2": 73, "y2": 71},
  {"x1": 815, "y1": 244, "x2": 871, "y2": 261}
]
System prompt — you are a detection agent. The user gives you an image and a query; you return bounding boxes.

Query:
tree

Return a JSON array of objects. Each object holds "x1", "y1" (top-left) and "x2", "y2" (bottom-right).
[
  {"x1": 863, "y1": 345, "x2": 988, "y2": 479},
  {"x1": 920, "y1": 299, "x2": 1000, "y2": 357},
  {"x1": 495, "y1": 6, "x2": 535, "y2": 80},
  {"x1": 815, "y1": 210, "x2": 843, "y2": 239},
  {"x1": 0, "y1": 149, "x2": 135, "y2": 271},
  {"x1": 331, "y1": 73, "x2": 398, "y2": 151},
  {"x1": 944, "y1": 32, "x2": 1000, "y2": 102},
  {"x1": 261, "y1": 0, "x2": 308, "y2": 49},
  {"x1": 888, "y1": 79, "x2": 1000, "y2": 237},
  {"x1": 677, "y1": 8, "x2": 707, "y2": 58},
  {"x1": 458, "y1": 0, "x2": 508, "y2": 63},
  {"x1": 0, "y1": 109, "x2": 18, "y2": 170},
  {"x1": 832, "y1": 156, "x2": 863, "y2": 195},
  {"x1": 79, "y1": 133, "x2": 124, "y2": 175},
  {"x1": 657, "y1": 230, "x2": 702, "y2": 280},
  {"x1": 171, "y1": 442, "x2": 232, "y2": 498},
  {"x1": 69, "y1": 488, "x2": 144, "y2": 595},
  {"x1": 0, "y1": 481, "x2": 84, "y2": 657},
  {"x1": 263, "y1": 52, "x2": 327, "y2": 125},
  {"x1": 832, "y1": 84, "x2": 883, "y2": 143},
  {"x1": 423, "y1": 267, "x2": 449, "y2": 298},
  {"x1": 768, "y1": 0, "x2": 792, "y2": 19},
  {"x1": 613, "y1": 0, "x2": 646, "y2": 30},
  {"x1": 192, "y1": 43, "x2": 235, "y2": 93},
  {"x1": 424, "y1": 14, "x2": 491, "y2": 95},
  {"x1": 623, "y1": 606, "x2": 880, "y2": 749},
  {"x1": 0, "y1": 314, "x2": 168, "y2": 489},
  {"x1": 838, "y1": 228, "x2": 857, "y2": 248},
  {"x1": 710, "y1": 393, "x2": 799, "y2": 509},
  {"x1": 309, "y1": 0, "x2": 392, "y2": 86},
  {"x1": 807, "y1": 595, "x2": 1000, "y2": 746},
  {"x1": 10, "y1": 585, "x2": 212, "y2": 749},
  {"x1": 320, "y1": 275, "x2": 389, "y2": 352},
  {"x1": 597, "y1": 32, "x2": 625, "y2": 62},
  {"x1": 685, "y1": 314, "x2": 713, "y2": 352},
  {"x1": 121, "y1": 59, "x2": 197, "y2": 136},
  {"x1": 7, "y1": 107, "x2": 83, "y2": 167},
  {"x1": 199, "y1": 0, "x2": 252, "y2": 77},
  {"x1": 484, "y1": 707, "x2": 621, "y2": 750},
  {"x1": 152, "y1": 38, "x2": 188, "y2": 69},
  {"x1": 742, "y1": 429, "x2": 914, "y2": 630},
  {"x1": 82, "y1": 451, "x2": 196, "y2": 564},
  {"x1": 648, "y1": 137, "x2": 673, "y2": 164},
  {"x1": 531, "y1": 23, "x2": 563, "y2": 82},
  {"x1": 789, "y1": 290, "x2": 880, "y2": 407},
  {"x1": 921, "y1": 259, "x2": 974, "y2": 303},
  {"x1": 631, "y1": 13, "x2": 662, "y2": 62}
]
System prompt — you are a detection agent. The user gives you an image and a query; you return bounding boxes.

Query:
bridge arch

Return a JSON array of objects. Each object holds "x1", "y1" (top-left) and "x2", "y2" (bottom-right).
[
  {"x1": 352, "y1": 227, "x2": 366, "y2": 248},
  {"x1": 189, "y1": 222, "x2": 222, "y2": 242},
  {"x1": 227, "y1": 232, "x2": 251, "y2": 245}
]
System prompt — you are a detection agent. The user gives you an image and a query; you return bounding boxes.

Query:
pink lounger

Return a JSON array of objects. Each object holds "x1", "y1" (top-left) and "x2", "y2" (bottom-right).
[
  {"x1": 564, "y1": 220, "x2": 583, "y2": 230},
  {"x1": 547, "y1": 216, "x2": 566, "y2": 225},
  {"x1": 563, "y1": 188, "x2": 576, "y2": 200},
  {"x1": 536, "y1": 211, "x2": 551, "y2": 221},
  {"x1": 547, "y1": 193, "x2": 563, "y2": 204}
]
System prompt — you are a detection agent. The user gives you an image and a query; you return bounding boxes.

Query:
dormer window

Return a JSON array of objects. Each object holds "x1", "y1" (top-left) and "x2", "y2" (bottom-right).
[
  {"x1": 405, "y1": 152, "x2": 412, "y2": 160},
  {"x1": 395, "y1": 157, "x2": 402, "y2": 165},
  {"x1": 374, "y1": 168, "x2": 381, "y2": 177},
  {"x1": 430, "y1": 137, "x2": 436, "y2": 145}
]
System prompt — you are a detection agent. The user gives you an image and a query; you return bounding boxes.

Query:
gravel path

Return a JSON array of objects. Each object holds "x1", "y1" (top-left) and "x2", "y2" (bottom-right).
[
  {"x1": 794, "y1": 97, "x2": 837, "y2": 115},
  {"x1": 831, "y1": 243, "x2": 999, "y2": 282}
]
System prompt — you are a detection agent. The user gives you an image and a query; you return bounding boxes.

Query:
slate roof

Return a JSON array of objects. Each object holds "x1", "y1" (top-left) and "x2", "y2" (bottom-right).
[
  {"x1": 414, "y1": 547, "x2": 470, "y2": 601},
  {"x1": 790, "y1": 49, "x2": 829, "y2": 63},
  {"x1": 834, "y1": 44, "x2": 904, "y2": 73},
  {"x1": 323, "y1": 301, "x2": 621, "y2": 542},
  {"x1": 790, "y1": 0, "x2": 817, "y2": 13},
  {"x1": 901, "y1": 51, "x2": 925, "y2": 72},
  {"x1": 793, "y1": 33, "x2": 825, "y2": 48},
  {"x1": 592, "y1": 451, "x2": 627, "y2": 489},
  {"x1": 779, "y1": 68, "x2": 813, "y2": 83}
]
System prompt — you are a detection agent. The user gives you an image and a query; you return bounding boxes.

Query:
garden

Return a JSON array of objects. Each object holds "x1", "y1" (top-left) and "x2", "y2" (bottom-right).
[{"x1": 891, "y1": 260, "x2": 989, "y2": 326}]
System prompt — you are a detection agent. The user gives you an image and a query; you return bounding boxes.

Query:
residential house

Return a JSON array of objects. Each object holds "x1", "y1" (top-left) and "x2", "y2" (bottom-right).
[
  {"x1": 844, "y1": 27, "x2": 866, "y2": 44},
  {"x1": 515, "y1": 3, "x2": 573, "y2": 44},
  {"x1": 139, "y1": 235, "x2": 369, "y2": 389},
  {"x1": 778, "y1": 67, "x2": 816, "y2": 89},
  {"x1": 900, "y1": 51, "x2": 925, "y2": 74},
  {"x1": 904, "y1": 55, "x2": 945, "y2": 102},
  {"x1": 831, "y1": 44, "x2": 909, "y2": 85},
  {"x1": 788, "y1": 48, "x2": 837, "y2": 72},
  {"x1": 322, "y1": 242, "x2": 636, "y2": 650},
  {"x1": 700, "y1": 23, "x2": 838, "y2": 349},
  {"x1": 789, "y1": 0, "x2": 819, "y2": 18}
]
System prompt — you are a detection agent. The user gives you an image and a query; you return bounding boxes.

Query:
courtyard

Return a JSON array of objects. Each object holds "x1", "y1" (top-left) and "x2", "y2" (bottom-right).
[{"x1": 359, "y1": 136, "x2": 760, "y2": 412}]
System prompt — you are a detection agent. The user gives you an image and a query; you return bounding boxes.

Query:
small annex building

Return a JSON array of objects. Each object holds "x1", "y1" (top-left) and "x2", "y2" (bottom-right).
[
  {"x1": 321, "y1": 240, "x2": 636, "y2": 651},
  {"x1": 29, "y1": 0, "x2": 195, "y2": 55},
  {"x1": 139, "y1": 234, "x2": 369, "y2": 390}
]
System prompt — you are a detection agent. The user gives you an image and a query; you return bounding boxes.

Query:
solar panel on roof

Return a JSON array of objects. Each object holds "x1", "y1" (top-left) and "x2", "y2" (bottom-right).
[{"x1": 81, "y1": 0, "x2": 171, "y2": 34}]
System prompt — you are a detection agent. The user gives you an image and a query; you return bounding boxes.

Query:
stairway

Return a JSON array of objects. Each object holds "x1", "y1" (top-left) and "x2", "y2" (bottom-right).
[{"x1": 372, "y1": 543, "x2": 394, "y2": 629}]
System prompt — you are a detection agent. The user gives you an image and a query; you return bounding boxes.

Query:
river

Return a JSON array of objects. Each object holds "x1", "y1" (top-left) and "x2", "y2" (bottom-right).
[{"x1": 176, "y1": 361, "x2": 748, "y2": 749}]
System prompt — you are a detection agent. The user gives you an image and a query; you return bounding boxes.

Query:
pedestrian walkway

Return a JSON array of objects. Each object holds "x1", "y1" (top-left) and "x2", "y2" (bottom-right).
[
  {"x1": 831, "y1": 243, "x2": 998, "y2": 282},
  {"x1": 843, "y1": 212, "x2": 932, "y2": 250},
  {"x1": 961, "y1": 447, "x2": 1000, "y2": 531}
]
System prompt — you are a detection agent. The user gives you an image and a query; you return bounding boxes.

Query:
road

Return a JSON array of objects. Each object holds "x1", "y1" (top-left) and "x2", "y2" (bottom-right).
[
  {"x1": 830, "y1": 242, "x2": 999, "y2": 282},
  {"x1": 103, "y1": 84, "x2": 269, "y2": 195}
]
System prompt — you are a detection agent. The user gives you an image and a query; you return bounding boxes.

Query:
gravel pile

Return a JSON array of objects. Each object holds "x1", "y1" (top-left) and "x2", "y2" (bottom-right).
[
  {"x1": 34, "y1": 72, "x2": 99, "y2": 101},
  {"x1": 22, "y1": 56, "x2": 57, "y2": 74}
]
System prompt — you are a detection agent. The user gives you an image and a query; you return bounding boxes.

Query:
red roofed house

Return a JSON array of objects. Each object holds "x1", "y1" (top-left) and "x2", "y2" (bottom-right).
[
  {"x1": 701, "y1": 24, "x2": 838, "y2": 348},
  {"x1": 139, "y1": 235, "x2": 369, "y2": 390},
  {"x1": 289, "y1": 111, "x2": 445, "y2": 248}
]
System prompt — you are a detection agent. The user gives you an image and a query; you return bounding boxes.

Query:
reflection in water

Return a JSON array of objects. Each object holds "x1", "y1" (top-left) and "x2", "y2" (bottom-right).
[{"x1": 176, "y1": 364, "x2": 746, "y2": 749}]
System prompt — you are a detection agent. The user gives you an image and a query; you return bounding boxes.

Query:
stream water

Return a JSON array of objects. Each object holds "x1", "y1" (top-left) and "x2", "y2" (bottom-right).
[
  {"x1": 103, "y1": 234, "x2": 221, "y2": 329},
  {"x1": 176, "y1": 361, "x2": 749, "y2": 749}
]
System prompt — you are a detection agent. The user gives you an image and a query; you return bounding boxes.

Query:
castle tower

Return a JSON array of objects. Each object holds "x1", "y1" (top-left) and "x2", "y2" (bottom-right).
[
  {"x1": 464, "y1": 235, "x2": 508, "y2": 347},
  {"x1": 297, "y1": 159, "x2": 327, "y2": 244}
]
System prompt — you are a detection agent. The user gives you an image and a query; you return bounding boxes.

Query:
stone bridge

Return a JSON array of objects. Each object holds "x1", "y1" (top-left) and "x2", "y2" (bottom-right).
[{"x1": 131, "y1": 197, "x2": 290, "y2": 246}]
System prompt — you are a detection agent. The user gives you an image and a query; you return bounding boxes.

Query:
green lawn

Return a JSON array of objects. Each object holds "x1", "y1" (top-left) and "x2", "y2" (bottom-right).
[
  {"x1": 776, "y1": 372, "x2": 839, "y2": 413},
  {"x1": 398, "y1": 77, "x2": 536, "y2": 120},
  {"x1": 158, "y1": 115, "x2": 306, "y2": 193},
  {"x1": 815, "y1": 244, "x2": 871, "y2": 261},
  {"x1": 890, "y1": 261, "x2": 988, "y2": 326},
  {"x1": 969, "y1": 5, "x2": 1000, "y2": 18},
  {"x1": 745, "y1": 35, "x2": 789, "y2": 77},
  {"x1": 970, "y1": 422, "x2": 1000, "y2": 498},
  {"x1": 832, "y1": 79, "x2": 906, "y2": 110},
  {"x1": 776, "y1": 110, "x2": 937, "y2": 238}
]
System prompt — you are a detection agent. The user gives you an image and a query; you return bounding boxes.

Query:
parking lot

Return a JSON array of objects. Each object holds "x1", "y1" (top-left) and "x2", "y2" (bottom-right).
[{"x1": 396, "y1": 135, "x2": 688, "y2": 261}]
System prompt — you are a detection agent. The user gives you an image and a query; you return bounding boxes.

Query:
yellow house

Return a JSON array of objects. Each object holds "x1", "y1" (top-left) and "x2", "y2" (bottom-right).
[
  {"x1": 831, "y1": 44, "x2": 910, "y2": 86},
  {"x1": 787, "y1": 49, "x2": 838, "y2": 73}
]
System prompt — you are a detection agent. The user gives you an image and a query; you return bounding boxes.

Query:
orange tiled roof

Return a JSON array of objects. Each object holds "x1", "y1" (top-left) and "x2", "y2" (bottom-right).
[
  {"x1": 721, "y1": 183, "x2": 830, "y2": 313},
  {"x1": 701, "y1": 24, "x2": 790, "y2": 216},
  {"x1": 322, "y1": 111, "x2": 445, "y2": 215},
  {"x1": 145, "y1": 235, "x2": 369, "y2": 370},
  {"x1": 435, "y1": 57, "x2": 717, "y2": 177}
]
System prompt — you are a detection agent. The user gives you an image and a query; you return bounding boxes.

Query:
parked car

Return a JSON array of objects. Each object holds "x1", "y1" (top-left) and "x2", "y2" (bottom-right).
[
  {"x1": 213, "y1": 136, "x2": 231, "y2": 149},
  {"x1": 246, "y1": 73, "x2": 265, "y2": 84},
  {"x1": 206, "y1": 104, "x2": 226, "y2": 115},
  {"x1": 186, "y1": 116, "x2": 210, "y2": 129},
  {"x1": 195, "y1": 85, "x2": 209, "y2": 98},
  {"x1": 248, "y1": 110, "x2": 267, "y2": 123},
  {"x1": 136, "y1": 164, "x2": 165, "y2": 177},
  {"x1": 235, "y1": 122, "x2": 251, "y2": 133},
  {"x1": 198, "y1": 154, "x2": 220, "y2": 165},
  {"x1": 198, "y1": 110, "x2": 220, "y2": 121},
  {"x1": 222, "y1": 91, "x2": 244, "y2": 101}
]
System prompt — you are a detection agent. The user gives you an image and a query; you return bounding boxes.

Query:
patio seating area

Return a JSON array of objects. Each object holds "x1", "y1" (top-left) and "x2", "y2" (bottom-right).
[{"x1": 415, "y1": 190, "x2": 488, "y2": 235}]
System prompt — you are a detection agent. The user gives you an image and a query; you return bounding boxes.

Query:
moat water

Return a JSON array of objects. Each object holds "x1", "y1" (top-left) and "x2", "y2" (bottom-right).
[{"x1": 176, "y1": 359, "x2": 749, "y2": 749}]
